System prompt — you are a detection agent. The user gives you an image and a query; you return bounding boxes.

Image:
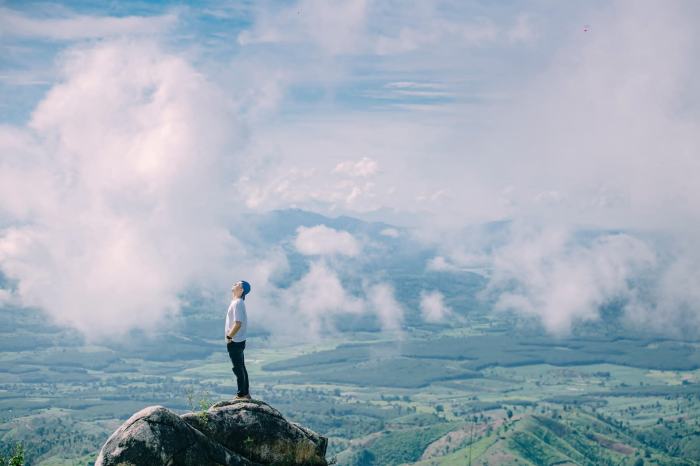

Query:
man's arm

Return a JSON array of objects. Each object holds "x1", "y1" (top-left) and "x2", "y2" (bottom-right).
[{"x1": 226, "y1": 321, "x2": 242, "y2": 340}]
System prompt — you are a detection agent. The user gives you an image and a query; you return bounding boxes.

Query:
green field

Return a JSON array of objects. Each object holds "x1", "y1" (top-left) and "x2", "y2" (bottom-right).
[{"x1": 2, "y1": 306, "x2": 700, "y2": 465}]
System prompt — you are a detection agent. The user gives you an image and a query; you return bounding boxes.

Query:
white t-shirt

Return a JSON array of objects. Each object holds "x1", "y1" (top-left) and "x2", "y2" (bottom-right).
[{"x1": 225, "y1": 298, "x2": 247, "y2": 342}]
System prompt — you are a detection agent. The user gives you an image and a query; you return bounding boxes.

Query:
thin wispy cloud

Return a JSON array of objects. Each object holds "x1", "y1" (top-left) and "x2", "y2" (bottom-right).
[{"x1": 0, "y1": 7, "x2": 177, "y2": 41}]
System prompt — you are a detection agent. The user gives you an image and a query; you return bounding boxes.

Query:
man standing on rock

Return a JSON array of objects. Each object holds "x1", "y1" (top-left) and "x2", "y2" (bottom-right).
[{"x1": 226, "y1": 280, "x2": 251, "y2": 400}]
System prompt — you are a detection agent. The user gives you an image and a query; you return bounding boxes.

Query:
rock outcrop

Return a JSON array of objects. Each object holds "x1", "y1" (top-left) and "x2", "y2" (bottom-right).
[{"x1": 95, "y1": 399, "x2": 327, "y2": 466}]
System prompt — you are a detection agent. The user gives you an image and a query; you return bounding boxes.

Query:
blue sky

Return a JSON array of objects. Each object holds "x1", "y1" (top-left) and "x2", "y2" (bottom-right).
[
  {"x1": 1, "y1": 1, "x2": 595, "y2": 124},
  {"x1": 1, "y1": 1, "x2": 699, "y2": 339}
]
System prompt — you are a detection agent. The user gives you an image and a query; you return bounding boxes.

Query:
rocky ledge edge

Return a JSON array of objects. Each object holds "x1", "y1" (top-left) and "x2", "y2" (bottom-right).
[{"x1": 95, "y1": 399, "x2": 327, "y2": 466}]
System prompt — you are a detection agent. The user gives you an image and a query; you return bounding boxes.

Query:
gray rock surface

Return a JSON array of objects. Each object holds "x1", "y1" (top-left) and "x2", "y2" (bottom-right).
[{"x1": 96, "y1": 399, "x2": 327, "y2": 466}]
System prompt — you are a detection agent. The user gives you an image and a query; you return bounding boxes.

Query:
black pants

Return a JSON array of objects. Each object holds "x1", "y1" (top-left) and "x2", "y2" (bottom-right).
[{"x1": 227, "y1": 340, "x2": 249, "y2": 397}]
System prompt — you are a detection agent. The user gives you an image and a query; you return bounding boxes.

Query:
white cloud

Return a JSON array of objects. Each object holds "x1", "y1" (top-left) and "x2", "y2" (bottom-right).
[
  {"x1": 294, "y1": 225, "x2": 361, "y2": 257},
  {"x1": 477, "y1": 1, "x2": 700, "y2": 230},
  {"x1": 238, "y1": 0, "x2": 368, "y2": 55},
  {"x1": 380, "y1": 228, "x2": 399, "y2": 238},
  {"x1": 230, "y1": 0, "x2": 700, "y2": 235},
  {"x1": 232, "y1": 117, "x2": 447, "y2": 215},
  {"x1": 0, "y1": 7, "x2": 176, "y2": 40},
  {"x1": 234, "y1": 1, "x2": 700, "y2": 339},
  {"x1": 3, "y1": 0, "x2": 700, "y2": 340},
  {"x1": 483, "y1": 226, "x2": 657, "y2": 335},
  {"x1": 367, "y1": 282, "x2": 404, "y2": 332},
  {"x1": 238, "y1": 0, "x2": 535, "y2": 58},
  {"x1": 426, "y1": 256, "x2": 459, "y2": 272},
  {"x1": 428, "y1": 256, "x2": 454, "y2": 271},
  {"x1": 0, "y1": 40, "x2": 243, "y2": 339},
  {"x1": 623, "y1": 250, "x2": 700, "y2": 337},
  {"x1": 262, "y1": 262, "x2": 406, "y2": 337},
  {"x1": 374, "y1": 17, "x2": 499, "y2": 55},
  {"x1": 284, "y1": 260, "x2": 364, "y2": 337},
  {"x1": 0, "y1": 288, "x2": 13, "y2": 306},
  {"x1": 419, "y1": 290, "x2": 453, "y2": 323},
  {"x1": 426, "y1": 249, "x2": 491, "y2": 275},
  {"x1": 333, "y1": 157, "x2": 378, "y2": 177},
  {"x1": 507, "y1": 13, "x2": 536, "y2": 43}
]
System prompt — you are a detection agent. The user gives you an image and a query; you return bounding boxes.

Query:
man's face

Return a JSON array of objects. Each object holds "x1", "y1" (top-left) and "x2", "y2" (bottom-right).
[{"x1": 232, "y1": 282, "x2": 244, "y2": 298}]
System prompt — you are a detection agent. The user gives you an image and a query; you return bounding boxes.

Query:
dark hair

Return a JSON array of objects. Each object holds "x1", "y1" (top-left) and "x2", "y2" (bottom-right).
[
  {"x1": 234, "y1": 281, "x2": 251, "y2": 300},
  {"x1": 241, "y1": 280, "x2": 251, "y2": 299}
]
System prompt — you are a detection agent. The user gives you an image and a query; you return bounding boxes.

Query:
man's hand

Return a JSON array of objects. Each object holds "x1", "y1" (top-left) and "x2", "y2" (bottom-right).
[{"x1": 226, "y1": 321, "x2": 241, "y2": 342}]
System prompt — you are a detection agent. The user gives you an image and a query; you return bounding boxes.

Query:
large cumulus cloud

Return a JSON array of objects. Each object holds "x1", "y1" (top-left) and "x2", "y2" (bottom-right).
[{"x1": 0, "y1": 40, "x2": 243, "y2": 338}]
